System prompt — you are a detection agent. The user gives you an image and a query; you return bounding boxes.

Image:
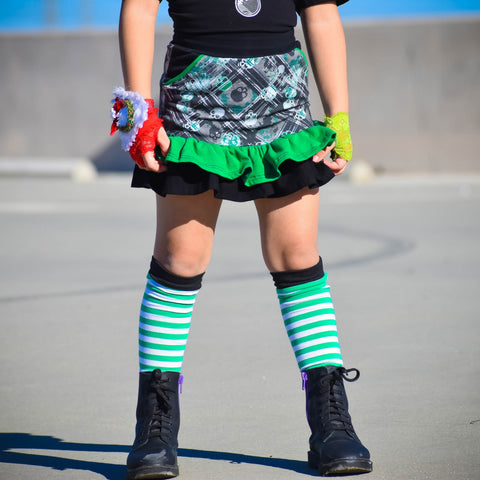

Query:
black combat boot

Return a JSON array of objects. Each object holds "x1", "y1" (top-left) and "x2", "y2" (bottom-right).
[
  {"x1": 126, "y1": 369, "x2": 182, "y2": 480},
  {"x1": 302, "y1": 366, "x2": 372, "y2": 476}
]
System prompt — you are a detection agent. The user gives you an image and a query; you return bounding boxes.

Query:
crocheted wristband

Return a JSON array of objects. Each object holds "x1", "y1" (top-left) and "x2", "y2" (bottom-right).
[{"x1": 324, "y1": 112, "x2": 352, "y2": 161}]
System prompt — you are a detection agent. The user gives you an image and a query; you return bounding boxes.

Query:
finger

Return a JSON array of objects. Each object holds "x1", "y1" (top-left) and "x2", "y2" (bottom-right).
[
  {"x1": 324, "y1": 162, "x2": 344, "y2": 175},
  {"x1": 333, "y1": 157, "x2": 348, "y2": 169},
  {"x1": 142, "y1": 151, "x2": 167, "y2": 173},
  {"x1": 157, "y1": 127, "x2": 171, "y2": 157},
  {"x1": 313, "y1": 143, "x2": 335, "y2": 163},
  {"x1": 324, "y1": 157, "x2": 348, "y2": 176}
]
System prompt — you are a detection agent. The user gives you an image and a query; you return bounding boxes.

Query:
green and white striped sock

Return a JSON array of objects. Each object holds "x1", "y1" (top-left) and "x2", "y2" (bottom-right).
[
  {"x1": 138, "y1": 273, "x2": 200, "y2": 373},
  {"x1": 276, "y1": 273, "x2": 343, "y2": 371}
]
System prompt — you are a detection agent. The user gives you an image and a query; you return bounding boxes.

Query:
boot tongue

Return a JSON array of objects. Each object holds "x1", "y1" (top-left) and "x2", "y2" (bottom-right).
[{"x1": 151, "y1": 370, "x2": 175, "y2": 401}]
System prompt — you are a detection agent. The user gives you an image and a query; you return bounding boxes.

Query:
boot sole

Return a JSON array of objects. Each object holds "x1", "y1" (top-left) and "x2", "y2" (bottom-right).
[
  {"x1": 308, "y1": 450, "x2": 372, "y2": 476},
  {"x1": 126, "y1": 464, "x2": 179, "y2": 480}
]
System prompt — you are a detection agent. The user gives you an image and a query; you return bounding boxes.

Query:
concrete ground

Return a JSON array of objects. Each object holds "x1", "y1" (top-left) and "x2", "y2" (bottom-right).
[{"x1": 0, "y1": 173, "x2": 479, "y2": 480}]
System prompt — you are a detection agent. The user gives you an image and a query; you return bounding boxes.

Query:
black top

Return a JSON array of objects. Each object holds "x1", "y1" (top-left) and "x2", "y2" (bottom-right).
[{"x1": 165, "y1": 0, "x2": 349, "y2": 57}]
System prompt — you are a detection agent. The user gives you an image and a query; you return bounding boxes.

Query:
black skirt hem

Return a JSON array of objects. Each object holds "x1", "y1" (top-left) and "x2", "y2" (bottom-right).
[{"x1": 131, "y1": 158, "x2": 335, "y2": 202}]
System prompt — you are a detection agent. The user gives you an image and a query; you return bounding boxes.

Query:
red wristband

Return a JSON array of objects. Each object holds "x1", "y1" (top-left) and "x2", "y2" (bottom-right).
[{"x1": 128, "y1": 100, "x2": 164, "y2": 168}]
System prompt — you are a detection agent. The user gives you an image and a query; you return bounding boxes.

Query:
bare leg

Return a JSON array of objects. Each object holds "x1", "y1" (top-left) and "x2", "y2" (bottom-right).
[
  {"x1": 254, "y1": 186, "x2": 320, "y2": 272},
  {"x1": 153, "y1": 190, "x2": 223, "y2": 276}
]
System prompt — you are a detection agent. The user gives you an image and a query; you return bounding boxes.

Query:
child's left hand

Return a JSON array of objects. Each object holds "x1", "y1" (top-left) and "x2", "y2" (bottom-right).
[
  {"x1": 323, "y1": 156, "x2": 348, "y2": 175},
  {"x1": 312, "y1": 143, "x2": 348, "y2": 176}
]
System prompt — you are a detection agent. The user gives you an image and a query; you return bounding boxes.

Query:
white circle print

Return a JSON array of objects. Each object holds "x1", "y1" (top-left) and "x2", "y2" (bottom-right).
[{"x1": 235, "y1": 0, "x2": 262, "y2": 18}]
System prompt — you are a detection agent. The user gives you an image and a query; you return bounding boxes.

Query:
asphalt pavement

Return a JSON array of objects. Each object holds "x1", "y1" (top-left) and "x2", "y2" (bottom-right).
[{"x1": 1, "y1": 172, "x2": 479, "y2": 480}]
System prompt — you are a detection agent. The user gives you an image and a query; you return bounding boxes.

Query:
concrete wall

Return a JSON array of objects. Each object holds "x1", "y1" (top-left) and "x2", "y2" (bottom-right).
[
  {"x1": 0, "y1": 16, "x2": 479, "y2": 173},
  {"x1": 343, "y1": 16, "x2": 480, "y2": 174}
]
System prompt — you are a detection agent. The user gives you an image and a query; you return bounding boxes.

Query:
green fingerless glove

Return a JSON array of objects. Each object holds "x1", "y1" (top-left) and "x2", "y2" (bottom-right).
[{"x1": 324, "y1": 111, "x2": 353, "y2": 161}]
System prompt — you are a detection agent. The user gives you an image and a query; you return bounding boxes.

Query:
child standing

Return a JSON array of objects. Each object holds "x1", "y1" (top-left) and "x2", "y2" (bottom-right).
[{"x1": 111, "y1": 1, "x2": 372, "y2": 478}]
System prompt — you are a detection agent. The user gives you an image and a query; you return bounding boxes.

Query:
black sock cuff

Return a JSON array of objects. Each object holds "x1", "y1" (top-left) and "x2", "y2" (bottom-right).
[
  {"x1": 270, "y1": 258, "x2": 325, "y2": 289},
  {"x1": 149, "y1": 257, "x2": 204, "y2": 291}
]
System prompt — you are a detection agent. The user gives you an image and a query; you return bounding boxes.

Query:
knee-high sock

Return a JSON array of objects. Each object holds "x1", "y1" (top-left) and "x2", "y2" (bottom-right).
[
  {"x1": 138, "y1": 258, "x2": 204, "y2": 373},
  {"x1": 271, "y1": 260, "x2": 343, "y2": 371}
]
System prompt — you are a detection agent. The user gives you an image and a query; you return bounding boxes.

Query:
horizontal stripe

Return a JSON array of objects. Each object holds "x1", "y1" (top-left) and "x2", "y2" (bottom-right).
[
  {"x1": 139, "y1": 319, "x2": 191, "y2": 332},
  {"x1": 142, "y1": 300, "x2": 195, "y2": 312},
  {"x1": 146, "y1": 277, "x2": 200, "y2": 296},
  {"x1": 140, "y1": 351, "x2": 184, "y2": 362},
  {"x1": 290, "y1": 330, "x2": 338, "y2": 347},
  {"x1": 298, "y1": 354, "x2": 343, "y2": 369},
  {"x1": 276, "y1": 276, "x2": 328, "y2": 295},
  {"x1": 139, "y1": 333, "x2": 188, "y2": 346},
  {"x1": 139, "y1": 339, "x2": 186, "y2": 350},
  {"x1": 140, "y1": 311, "x2": 191, "y2": 322},
  {"x1": 140, "y1": 360, "x2": 183, "y2": 371},
  {"x1": 285, "y1": 315, "x2": 336, "y2": 332},
  {"x1": 140, "y1": 309, "x2": 191, "y2": 320},
  {"x1": 279, "y1": 292, "x2": 331, "y2": 309},
  {"x1": 139, "y1": 322, "x2": 190, "y2": 335},
  {"x1": 280, "y1": 296, "x2": 333, "y2": 314},
  {"x1": 140, "y1": 312, "x2": 191, "y2": 324},
  {"x1": 292, "y1": 336, "x2": 339, "y2": 352},
  {"x1": 139, "y1": 327, "x2": 189, "y2": 341},
  {"x1": 301, "y1": 359, "x2": 343, "y2": 370},
  {"x1": 144, "y1": 293, "x2": 196, "y2": 306},
  {"x1": 141, "y1": 304, "x2": 194, "y2": 316},
  {"x1": 281, "y1": 304, "x2": 334, "y2": 321},
  {"x1": 296, "y1": 347, "x2": 342, "y2": 363},
  {"x1": 283, "y1": 309, "x2": 336, "y2": 328},
  {"x1": 144, "y1": 292, "x2": 196, "y2": 304},
  {"x1": 143, "y1": 293, "x2": 196, "y2": 306},
  {"x1": 295, "y1": 343, "x2": 341, "y2": 360},
  {"x1": 139, "y1": 345, "x2": 186, "y2": 357},
  {"x1": 288, "y1": 321, "x2": 337, "y2": 337},
  {"x1": 145, "y1": 284, "x2": 198, "y2": 296}
]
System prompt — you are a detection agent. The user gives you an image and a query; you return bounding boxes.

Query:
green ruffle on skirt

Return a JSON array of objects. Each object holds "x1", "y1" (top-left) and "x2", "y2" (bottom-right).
[{"x1": 163, "y1": 121, "x2": 336, "y2": 188}]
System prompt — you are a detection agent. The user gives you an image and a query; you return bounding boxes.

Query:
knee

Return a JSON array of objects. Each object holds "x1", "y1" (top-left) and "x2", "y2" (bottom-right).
[
  {"x1": 154, "y1": 245, "x2": 211, "y2": 277},
  {"x1": 265, "y1": 244, "x2": 319, "y2": 273}
]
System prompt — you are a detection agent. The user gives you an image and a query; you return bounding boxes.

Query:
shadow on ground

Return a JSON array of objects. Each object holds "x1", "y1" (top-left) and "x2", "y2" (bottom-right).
[{"x1": 0, "y1": 433, "x2": 311, "y2": 479}]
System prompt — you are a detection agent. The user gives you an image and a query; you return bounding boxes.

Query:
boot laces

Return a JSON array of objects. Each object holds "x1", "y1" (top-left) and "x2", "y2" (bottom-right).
[
  {"x1": 149, "y1": 371, "x2": 174, "y2": 439},
  {"x1": 324, "y1": 367, "x2": 359, "y2": 435}
]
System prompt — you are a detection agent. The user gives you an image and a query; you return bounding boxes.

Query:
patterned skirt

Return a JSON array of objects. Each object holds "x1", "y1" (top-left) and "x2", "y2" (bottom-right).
[{"x1": 131, "y1": 44, "x2": 336, "y2": 201}]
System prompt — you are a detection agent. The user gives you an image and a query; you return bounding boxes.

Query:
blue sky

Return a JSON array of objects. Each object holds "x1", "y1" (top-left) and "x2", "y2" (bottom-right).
[{"x1": 1, "y1": 0, "x2": 480, "y2": 31}]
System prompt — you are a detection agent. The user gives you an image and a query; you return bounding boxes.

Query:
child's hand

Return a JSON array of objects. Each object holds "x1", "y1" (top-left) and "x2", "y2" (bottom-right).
[
  {"x1": 140, "y1": 127, "x2": 170, "y2": 173},
  {"x1": 312, "y1": 142, "x2": 335, "y2": 163},
  {"x1": 312, "y1": 142, "x2": 347, "y2": 175},
  {"x1": 323, "y1": 156, "x2": 347, "y2": 176}
]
